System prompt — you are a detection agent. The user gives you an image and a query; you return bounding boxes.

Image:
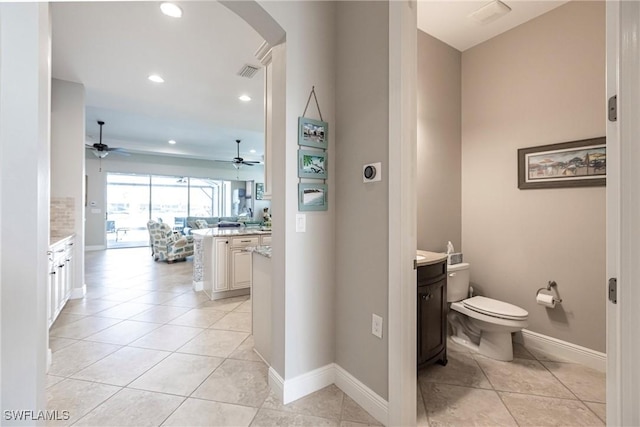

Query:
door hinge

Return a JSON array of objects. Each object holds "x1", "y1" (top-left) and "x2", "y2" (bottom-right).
[
  {"x1": 608, "y1": 277, "x2": 617, "y2": 304},
  {"x1": 608, "y1": 95, "x2": 617, "y2": 122},
  {"x1": 413, "y1": 259, "x2": 417, "y2": 270}
]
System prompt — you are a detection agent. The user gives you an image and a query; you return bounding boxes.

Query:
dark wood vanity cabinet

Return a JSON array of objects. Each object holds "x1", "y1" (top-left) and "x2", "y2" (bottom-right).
[{"x1": 417, "y1": 260, "x2": 448, "y2": 368}]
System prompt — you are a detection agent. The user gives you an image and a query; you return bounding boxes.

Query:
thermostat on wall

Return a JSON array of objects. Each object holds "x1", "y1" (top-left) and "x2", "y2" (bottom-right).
[{"x1": 363, "y1": 162, "x2": 381, "y2": 183}]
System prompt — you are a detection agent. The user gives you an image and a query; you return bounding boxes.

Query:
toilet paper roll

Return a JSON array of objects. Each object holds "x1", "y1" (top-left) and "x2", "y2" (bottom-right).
[{"x1": 536, "y1": 293, "x2": 556, "y2": 308}]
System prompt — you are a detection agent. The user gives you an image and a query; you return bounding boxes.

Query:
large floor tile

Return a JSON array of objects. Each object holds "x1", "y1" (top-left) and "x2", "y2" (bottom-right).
[
  {"x1": 420, "y1": 382, "x2": 517, "y2": 427},
  {"x1": 49, "y1": 337, "x2": 78, "y2": 352},
  {"x1": 162, "y1": 398, "x2": 258, "y2": 427},
  {"x1": 234, "y1": 300, "x2": 252, "y2": 313},
  {"x1": 93, "y1": 302, "x2": 156, "y2": 320},
  {"x1": 512, "y1": 343, "x2": 536, "y2": 360},
  {"x1": 46, "y1": 375, "x2": 65, "y2": 389},
  {"x1": 263, "y1": 384, "x2": 344, "y2": 420},
  {"x1": 250, "y1": 408, "x2": 338, "y2": 427},
  {"x1": 500, "y1": 392, "x2": 604, "y2": 426},
  {"x1": 99, "y1": 288, "x2": 151, "y2": 302},
  {"x1": 211, "y1": 311, "x2": 252, "y2": 333},
  {"x1": 341, "y1": 395, "x2": 382, "y2": 426},
  {"x1": 61, "y1": 299, "x2": 121, "y2": 316},
  {"x1": 130, "y1": 305, "x2": 191, "y2": 324},
  {"x1": 84, "y1": 320, "x2": 160, "y2": 345},
  {"x1": 47, "y1": 379, "x2": 120, "y2": 426},
  {"x1": 130, "y1": 324, "x2": 204, "y2": 351},
  {"x1": 228, "y1": 335, "x2": 263, "y2": 362},
  {"x1": 129, "y1": 352, "x2": 223, "y2": 396},
  {"x1": 584, "y1": 402, "x2": 606, "y2": 423},
  {"x1": 74, "y1": 388, "x2": 184, "y2": 426},
  {"x1": 169, "y1": 308, "x2": 227, "y2": 328},
  {"x1": 129, "y1": 291, "x2": 181, "y2": 305},
  {"x1": 541, "y1": 361, "x2": 606, "y2": 403},
  {"x1": 178, "y1": 328, "x2": 248, "y2": 358},
  {"x1": 416, "y1": 383, "x2": 429, "y2": 427},
  {"x1": 50, "y1": 316, "x2": 121, "y2": 340},
  {"x1": 50, "y1": 313, "x2": 86, "y2": 328},
  {"x1": 71, "y1": 346, "x2": 169, "y2": 386},
  {"x1": 474, "y1": 356, "x2": 575, "y2": 398},
  {"x1": 49, "y1": 341, "x2": 121, "y2": 377},
  {"x1": 198, "y1": 297, "x2": 246, "y2": 312},
  {"x1": 192, "y1": 359, "x2": 269, "y2": 407},
  {"x1": 418, "y1": 351, "x2": 492, "y2": 389},
  {"x1": 163, "y1": 291, "x2": 210, "y2": 308}
]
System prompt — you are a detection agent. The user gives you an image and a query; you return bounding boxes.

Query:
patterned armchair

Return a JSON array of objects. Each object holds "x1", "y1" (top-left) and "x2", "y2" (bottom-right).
[{"x1": 147, "y1": 220, "x2": 194, "y2": 263}]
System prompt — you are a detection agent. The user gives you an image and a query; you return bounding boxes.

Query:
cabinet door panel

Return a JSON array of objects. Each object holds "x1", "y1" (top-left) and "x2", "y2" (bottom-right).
[
  {"x1": 418, "y1": 278, "x2": 447, "y2": 366},
  {"x1": 214, "y1": 239, "x2": 229, "y2": 291},
  {"x1": 230, "y1": 249, "x2": 252, "y2": 290}
]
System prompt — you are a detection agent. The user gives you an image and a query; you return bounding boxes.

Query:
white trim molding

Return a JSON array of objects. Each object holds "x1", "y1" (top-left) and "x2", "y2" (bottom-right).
[
  {"x1": 268, "y1": 364, "x2": 388, "y2": 426},
  {"x1": 516, "y1": 329, "x2": 606, "y2": 372},
  {"x1": 85, "y1": 245, "x2": 106, "y2": 251},
  {"x1": 334, "y1": 364, "x2": 388, "y2": 426},
  {"x1": 70, "y1": 284, "x2": 86, "y2": 299}
]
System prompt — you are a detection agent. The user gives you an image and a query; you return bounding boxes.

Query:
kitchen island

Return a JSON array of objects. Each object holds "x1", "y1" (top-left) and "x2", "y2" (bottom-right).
[{"x1": 191, "y1": 228, "x2": 271, "y2": 300}]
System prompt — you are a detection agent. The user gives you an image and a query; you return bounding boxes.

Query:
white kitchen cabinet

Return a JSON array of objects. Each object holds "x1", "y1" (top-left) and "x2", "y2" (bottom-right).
[
  {"x1": 213, "y1": 238, "x2": 229, "y2": 292},
  {"x1": 230, "y1": 248, "x2": 252, "y2": 290},
  {"x1": 48, "y1": 236, "x2": 75, "y2": 328}
]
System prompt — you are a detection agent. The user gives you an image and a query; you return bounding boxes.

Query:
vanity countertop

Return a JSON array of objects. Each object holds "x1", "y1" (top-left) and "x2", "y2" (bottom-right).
[
  {"x1": 50, "y1": 233, "x2": 75, "y2": 247},
  {"x1": 416, "y1": 250, "x2": 447, "y2": 267}
]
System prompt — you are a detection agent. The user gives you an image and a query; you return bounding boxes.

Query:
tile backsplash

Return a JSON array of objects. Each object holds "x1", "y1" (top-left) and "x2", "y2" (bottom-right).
[{"x1": 51, "y1": 197, "x2": 75, "y2": 236}]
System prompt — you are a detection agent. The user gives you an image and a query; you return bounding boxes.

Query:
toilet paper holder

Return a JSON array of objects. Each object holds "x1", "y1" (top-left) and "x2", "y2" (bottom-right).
[{"x1": 536, "y1": 281, "x2": 562, "y2": 304}]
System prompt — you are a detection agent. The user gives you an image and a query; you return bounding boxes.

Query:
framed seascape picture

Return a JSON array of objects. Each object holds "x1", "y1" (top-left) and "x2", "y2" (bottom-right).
[
  {"x1": 298, "y1": 183, "x2": 328, "y2": 211},
  {"x1": 298, "y1": 149, "x2": 327, "y2": 179},
  {"x1": 298, "y1": 117, "x2": 328, "y2": 149},
  {"x1": 518, "y1": 137, "x2": 606, "y2": 189}
]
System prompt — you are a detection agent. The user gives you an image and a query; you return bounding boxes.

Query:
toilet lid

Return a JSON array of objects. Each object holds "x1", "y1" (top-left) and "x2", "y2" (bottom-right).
[{"x1": 462, "y1": 296, "x2": 528, "y2": 320}]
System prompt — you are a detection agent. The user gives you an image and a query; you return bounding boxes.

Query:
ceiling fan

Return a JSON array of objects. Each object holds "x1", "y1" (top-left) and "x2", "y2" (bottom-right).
[
  {"x1": 216, "y1": 139, "x2": 260, "y2": 169},
  {"x1": 85, "y1": 121, "x2": 129, "y2": 158}
]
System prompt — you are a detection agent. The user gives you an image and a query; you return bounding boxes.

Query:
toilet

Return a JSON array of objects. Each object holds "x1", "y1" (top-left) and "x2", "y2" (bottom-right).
[{"x1": 447, "y1": 263, "x2": 528, "y2": 361}]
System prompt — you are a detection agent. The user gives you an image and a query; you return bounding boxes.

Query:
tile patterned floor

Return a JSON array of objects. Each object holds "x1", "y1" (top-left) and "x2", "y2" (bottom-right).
[
  {"x1": 418, "y1": 339, "x2": 606, "y2": 426},
  {"x1": 48, "y1": 247, "x2": 606, "y2": 426},
  {"x1": 47, "y1": 248, "x2": 380, "y2": 426}
]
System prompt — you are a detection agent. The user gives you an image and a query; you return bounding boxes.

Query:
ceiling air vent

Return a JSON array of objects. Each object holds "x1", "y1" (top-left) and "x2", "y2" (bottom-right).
[
  {"x1": 469, "y1": 0, "x2": 512, "y2": 25},
  {"x1": 237, "y1": 64, "x2": 260, "y2": 79}
]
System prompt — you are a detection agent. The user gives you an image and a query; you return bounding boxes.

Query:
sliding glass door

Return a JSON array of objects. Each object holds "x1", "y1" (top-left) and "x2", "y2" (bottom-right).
[{"x1": 106, "y1": 173, "x2": 151, "y2": 249}]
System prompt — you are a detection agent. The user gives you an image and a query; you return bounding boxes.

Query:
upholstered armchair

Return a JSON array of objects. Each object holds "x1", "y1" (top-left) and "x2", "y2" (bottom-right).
[{"x1": 147, "y1": 220, "x2": 194, "y2": 262}]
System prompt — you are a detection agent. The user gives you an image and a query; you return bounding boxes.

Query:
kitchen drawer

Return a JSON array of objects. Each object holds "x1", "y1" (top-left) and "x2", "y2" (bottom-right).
[
  {"x1": 231, "y1": 236, "x2": 259, "y2": 248},
  {"x1": 261, "y1": 235, "x2": 272, "y2": 245}
]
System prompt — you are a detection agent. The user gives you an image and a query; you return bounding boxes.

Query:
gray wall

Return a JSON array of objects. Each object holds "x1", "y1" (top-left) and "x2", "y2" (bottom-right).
[
  {"x1": 85, "y1": 153, "x2": 268, "y2": 248},
  {"x1": 51, "y1": 79, "x2": 86, "y2": 292},
  {"x1": 461, "y1": 1, "x2": 606, "y2": 351},
  {"x1": 335, "y1": 1, "x2": 389, "y2": 399},
  {"x1": 417, "y1": 31, "x2": 461, "y2": 253}
]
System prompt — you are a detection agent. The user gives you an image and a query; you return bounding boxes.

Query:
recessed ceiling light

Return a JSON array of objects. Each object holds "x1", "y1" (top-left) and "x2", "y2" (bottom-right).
[
  {"x1": 238, "y1": 95, "x2": 251, "y2": 102},
  {"x1": 148, "y1": 74, "x2": 164, "y2": 83},
  {"x1": 168, "y1": 140, "x2": 177, "y2": 145},
  {"x1": 160, "y1": 2, "x2": 183, "y2": 18},
  {"x1": 250, "y1": 149, "x2": 256, "y2": 153}
]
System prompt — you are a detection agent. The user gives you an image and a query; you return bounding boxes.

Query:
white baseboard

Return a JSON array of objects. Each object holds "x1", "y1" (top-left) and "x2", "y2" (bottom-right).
[
  {"x1": 516, "y1": 329, "x2": 606, "y2": 372},
  {"x1": 70, "y1": 284, "x2": 87, "y2": 299},
  {"x1": 85, "y1": 245, "x2": 106, "y2": 251},
  {"x1": 334, "y1": 364, "x2": 388, "y2": 426},
  {"x1": 268, "y1": 364, "x2": 388, "y2": 427},
  {"x1": 192, "y1": 281, "x2": 203, "y2": 292}
]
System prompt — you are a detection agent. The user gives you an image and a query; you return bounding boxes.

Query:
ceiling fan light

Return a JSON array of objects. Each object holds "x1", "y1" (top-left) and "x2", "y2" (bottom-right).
[
  {"x1": 238, "y1": 95, "x2": 251, "y2": 102},
  {"x1": 160, "y1": 2, "x2": 183, "y2": 18},
  {"x1": 168, "y1": 139, "x2": 177, "y2": 145},
  {"x1": 92, "y1": 150, "x2": 109, "y2": 159},
  {"x1": 148, "y1": 74, "x2": 165, "y2": 83}
]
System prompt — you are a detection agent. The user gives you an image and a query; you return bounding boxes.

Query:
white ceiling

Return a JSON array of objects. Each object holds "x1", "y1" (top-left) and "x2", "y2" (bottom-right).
[
  {"x1": 52, "y1": 1, "x2": 568, "y2": 163},
  {"x1": 52, "y1": 1, "x2": 266, "y2": 162},
  {"x1": 417, "y1": 0, "x2": 568, "y2": 52}
]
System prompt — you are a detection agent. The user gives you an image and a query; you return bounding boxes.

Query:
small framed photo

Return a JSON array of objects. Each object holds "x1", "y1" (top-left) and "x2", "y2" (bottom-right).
[
  {"x1": 298, "y1": 117, "x2": 328, "y2": 149},
  {"x1": 298, "y1": 183, "x2": 328, "y2": 211},
  {"x1": 518, "y1": 137, "x2": 606, "y2": 189},
  {"x1": 255, "y1": 183, "x2": 264, "y2": 200},
  {"x1": 298, "y1": 149, "x2": 327, "y2": 179}
]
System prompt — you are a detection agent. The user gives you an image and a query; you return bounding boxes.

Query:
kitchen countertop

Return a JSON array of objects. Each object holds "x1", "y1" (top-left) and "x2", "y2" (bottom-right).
[
  {"x1": 416, "y1": 250, "x2": 447, "y2": 267},
  {"x1": 244, "y1": 245, "x2": 272, "y2": 259},
  {"x1": 191, "y1": 228, "x2": 271, "y2": 238}
]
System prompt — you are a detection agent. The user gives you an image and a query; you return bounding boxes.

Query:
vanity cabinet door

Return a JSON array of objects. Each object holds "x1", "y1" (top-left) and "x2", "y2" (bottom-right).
[{"x1": 417, "y1": 262, "x2": 448, "y2": 368}]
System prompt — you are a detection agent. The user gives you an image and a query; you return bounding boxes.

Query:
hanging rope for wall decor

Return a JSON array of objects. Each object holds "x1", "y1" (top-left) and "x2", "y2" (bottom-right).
[{"x1": 302, "y1": 86, "x2": 324, "y2": 121}]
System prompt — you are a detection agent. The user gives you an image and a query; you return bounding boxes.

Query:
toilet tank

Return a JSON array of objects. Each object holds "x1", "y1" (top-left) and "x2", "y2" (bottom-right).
[{"x1": 447, "y1": 263, "x2": 470, "y2": 302}]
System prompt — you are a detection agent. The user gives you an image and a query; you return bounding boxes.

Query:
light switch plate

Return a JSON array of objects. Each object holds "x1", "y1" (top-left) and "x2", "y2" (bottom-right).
[{"x1": 296, "y1": 213, "x2": 306, "y2": 233}]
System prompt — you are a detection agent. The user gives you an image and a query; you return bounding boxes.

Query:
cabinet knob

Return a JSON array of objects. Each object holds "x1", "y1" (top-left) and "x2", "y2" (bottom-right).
[{"x1": 422, "y1": 293, "x2": 432, "y2": 300}]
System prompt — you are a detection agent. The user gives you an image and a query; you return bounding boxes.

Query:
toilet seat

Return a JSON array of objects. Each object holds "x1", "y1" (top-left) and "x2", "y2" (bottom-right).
[{"x1": 462, "y1": 296, "x2": 528, "y2": 321}]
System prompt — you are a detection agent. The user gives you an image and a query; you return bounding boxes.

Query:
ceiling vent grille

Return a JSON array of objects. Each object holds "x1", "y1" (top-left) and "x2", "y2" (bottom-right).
[
  {"x1": 469, "y1": 0, "x2": 512, "y2": 25},
  {"x1": 237, "y1": 64, "x2": 260, "y2": 79}
]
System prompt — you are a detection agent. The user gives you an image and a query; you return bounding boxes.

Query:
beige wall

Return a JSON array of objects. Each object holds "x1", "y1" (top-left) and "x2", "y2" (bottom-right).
[
  {"x1": 335, "y1": 1, "x2": 389, "y2": 399},
  {"x1": 461, "y1": 1, "x2": 606, "y2": 351},
  {"x1": 417, "y1": 30, "x2": 461, "y2": 253}
]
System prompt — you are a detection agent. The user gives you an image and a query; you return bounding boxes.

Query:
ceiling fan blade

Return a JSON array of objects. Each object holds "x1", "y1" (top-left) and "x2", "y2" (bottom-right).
[
  {"x1": 111, "y1": 150, "x2": 130, "y2": 156},
  {"x1": 241, "y1": 161, "x2": 260, "y2": 165}
]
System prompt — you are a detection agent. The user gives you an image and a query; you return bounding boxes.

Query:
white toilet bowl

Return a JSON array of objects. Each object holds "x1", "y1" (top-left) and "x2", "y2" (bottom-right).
[
  {"x1": 450, "y1": 296, "x2": 528, "y2": 361},
  {"x1": 447, "y1": 262, "x2": 529, "y2": 362}
]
